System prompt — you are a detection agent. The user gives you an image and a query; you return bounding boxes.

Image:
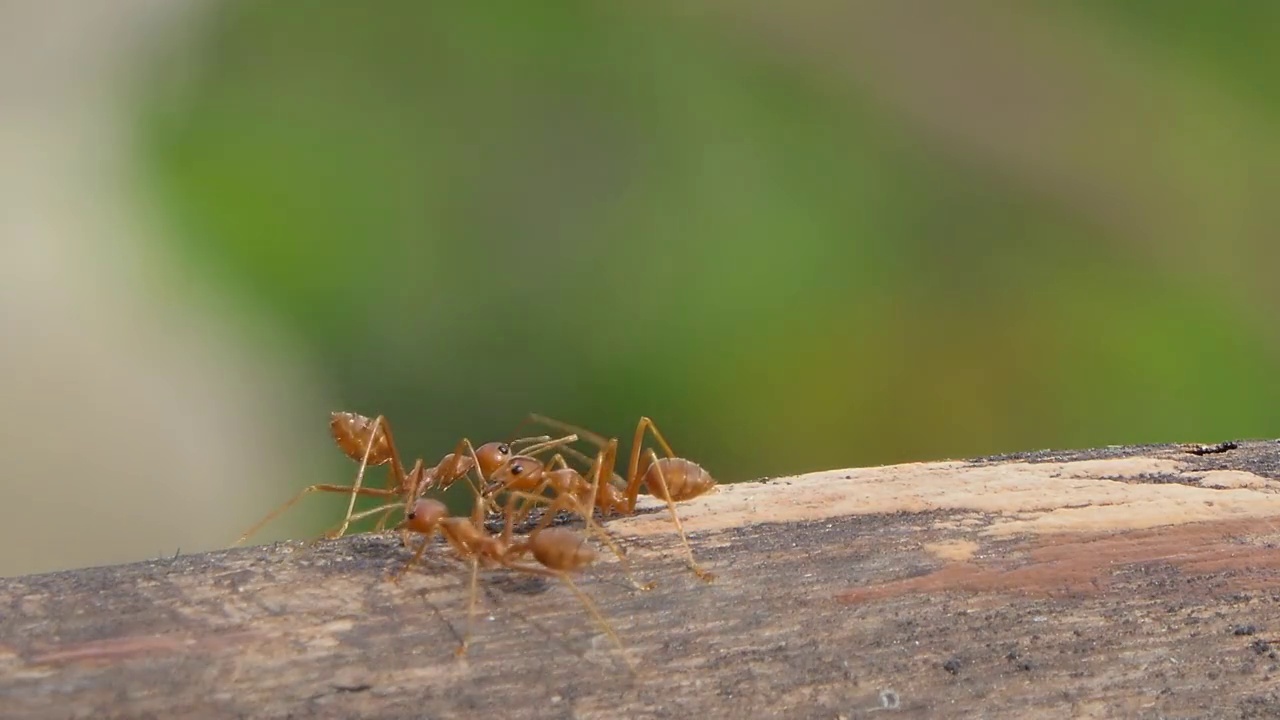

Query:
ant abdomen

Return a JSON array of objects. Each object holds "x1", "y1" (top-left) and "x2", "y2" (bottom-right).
[
  {"x1": 530, "y1": 528, "x2": 597, "y2": 573},
  {"x1": 644, "y1": 458, "x2": 716, "y2": 502},
  {"x1": 329, "y1": 412, "x2": 394, "y2": 465}
]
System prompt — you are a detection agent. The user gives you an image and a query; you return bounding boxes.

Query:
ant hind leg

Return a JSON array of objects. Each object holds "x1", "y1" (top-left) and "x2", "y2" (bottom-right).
[
  {"x1": 331, "y1": 415, "x2": 401, "y2": 539},
  {"x1": 645, "y1": 450, "x2": 714, "y2": 582}
]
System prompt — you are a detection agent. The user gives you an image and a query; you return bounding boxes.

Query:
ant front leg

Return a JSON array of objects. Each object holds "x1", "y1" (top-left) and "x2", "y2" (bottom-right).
[
  {"x1": 519, "y1": 435, "x2": 581, "y2": 461},
  {"x1": 236, "y1": 484, "x2": 402, "y2": 545},
  {"x1": 525, "y1": 414, "x2": 626, "y2": 486},
  {"x1": 324, "y1": 500, "x2": 406, "y2": 537},
  {"x1": 389, "y1": 530, "x2": 436, "y2": 584},
  {"x1": 389, "y1": 499, "x2": 451, "y2": 583},
  {"x1": 503, "y1": 480, "x2": 554, "y2": 528}
]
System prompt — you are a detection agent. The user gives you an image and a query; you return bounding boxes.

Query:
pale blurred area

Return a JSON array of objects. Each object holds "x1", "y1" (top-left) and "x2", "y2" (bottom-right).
[
  {"x1": 1, "y1": 1, "x2": 1277, "y2": 577},
  {"x1": 0, "y1": 0, "x2": 328, "y2": 577}
]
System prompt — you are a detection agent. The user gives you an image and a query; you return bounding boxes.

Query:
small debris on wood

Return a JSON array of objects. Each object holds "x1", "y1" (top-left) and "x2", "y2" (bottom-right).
[
  {"x1": 1181, "y1": 441, "x2": 1239, "y2": 456},
  {"x1": 1005, "y1": 650, "x2": 1034, "y2": 671}
]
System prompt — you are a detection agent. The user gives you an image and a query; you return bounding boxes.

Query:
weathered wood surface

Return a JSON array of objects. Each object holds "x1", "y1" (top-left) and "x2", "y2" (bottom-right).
[{"x1": 4, "y1": 440, "x2": 1280, "y2": 719}]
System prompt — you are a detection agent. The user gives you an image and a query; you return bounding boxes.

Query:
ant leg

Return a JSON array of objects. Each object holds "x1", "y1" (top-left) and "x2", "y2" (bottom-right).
[
  {"x1": 445, "y1": 474, "x2": 499, "y2": 657},
  {"x1": 551, "y1": 443, "x2": 628, "y2": 489},
  {"x1": 622, "y1": 418, "x2": 653, "y2": 510},
  {"x1": 506, "y1": 412, "x2": 578, "y2": 447},
  {"x1": 503, "y1": 415, "x2": 540, "y2": 444},
  {"x1": 644, "y1": 449, "x2": 713, "y2": 582},
  {"x1": 372, "y1": 504, "x2": 401, "y2": 532},
  {"x1": 423, "y1": 437, "x2": 476, "y2": 495},
  {"x1": 553, "y1": 445, "x2": 592, "y2": 470},
  {"x1": 621, "y1": 416, "x2": 683, "y2": 511},
  {"x1": 636, "y1": 416, "x2": 678, "y2": 458},
  {"x1": 457, "y1": 437, "x2": 508, "y2": 516},
  {"x1": 518, "y1": 435, "x2": 580, "y2": 459},
  {"x1": 452, "y1": 555, "x2": 482, "y2": 657},
  {"x1": 507, "y1": 479, "x2": 555, "y2": 527},
  {"x1": 502, "y1": 560, "x2": 635, "y2": 673},
  {"x1": 525, "y1": 414, "x2": 611, "y2": 449},
  {"x1": 235, "y1": 485, "x2": 401, "y2": 545},
  {"x1": 524, "y1": 412, "x2": 624, "y2": 484},
  {"x1": 389, "y1": 530, "x2": 437, "y2": 584},
  {"x1": 504, "y1": 486, "x2": 652, "y2": 592},
  {"x1": 498, "y1": 489, "x2": 555, "y2": 532},
  {"x1": 324, "y1": 500, "x2": 405, "y2": 536},
  {"x1": 578, "y1": 453, "x2": 654, "y2": 591},
  {"x1": 364, "y1": 413, "x2": 410, "y2": 481},
  {"x1": 487, "y1": 454, "x2": 568, "y2": 525},
  {"x1": 424, "y1": 437, "x2": 500, "y2": 513},
  {"x1": 554, "y1": 570, "x2": 634, "y2": 672},
  {"x1": 507, "y1": 434, "x2": 553, "y2": 450}
]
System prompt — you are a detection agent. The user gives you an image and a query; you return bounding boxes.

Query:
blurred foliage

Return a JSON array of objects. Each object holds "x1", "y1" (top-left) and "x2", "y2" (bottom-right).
[{"x1": 137, "y1": 1, "x2": 1279, "y2": 530}]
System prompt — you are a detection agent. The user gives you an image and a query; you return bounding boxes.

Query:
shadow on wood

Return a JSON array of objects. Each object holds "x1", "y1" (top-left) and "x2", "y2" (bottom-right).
[{"x1": 4, "y1": 439, "x2": 1280, "y2": 719}]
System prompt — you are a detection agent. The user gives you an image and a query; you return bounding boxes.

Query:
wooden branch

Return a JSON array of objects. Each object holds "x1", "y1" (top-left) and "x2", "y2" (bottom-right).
[{"x1": 4, "y1": 439, "x2": 1280, "y2": 719}]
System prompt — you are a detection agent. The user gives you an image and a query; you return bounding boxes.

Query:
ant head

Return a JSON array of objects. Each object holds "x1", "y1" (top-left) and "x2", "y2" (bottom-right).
[
  {"x1": 405, "y1": 499, "x2": 447, "y2": 534},
  {"x1": 486, "y1": 455, "x2": 546, "y2": 491},
  {"x1": 530, "y1": 528, "x2": 596, "y2": 572},
  {"x1": 473, "y1": 441, "x2": 515, "y2": 478}
]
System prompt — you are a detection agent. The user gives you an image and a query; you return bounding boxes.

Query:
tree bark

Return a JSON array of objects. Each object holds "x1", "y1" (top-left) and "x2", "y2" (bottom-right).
[{"x1": 4, "y1": 439, "x2": 1280, "y2": 719}]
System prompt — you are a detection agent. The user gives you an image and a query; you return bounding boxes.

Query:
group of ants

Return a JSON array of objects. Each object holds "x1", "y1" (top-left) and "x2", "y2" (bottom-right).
[{"x1": 234, "y1": 411, "x2": 719, "y2": 671}]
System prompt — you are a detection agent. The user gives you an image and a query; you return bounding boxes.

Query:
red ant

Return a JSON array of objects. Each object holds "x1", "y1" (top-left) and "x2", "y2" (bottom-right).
[
  {"x1": 234, "y1": 411, "x2": 574, "y2": 545},
  {"x1": 485, "y1": 414, "x2": 717, "y2": 581},
  {"x1": 392, "y1": 445, "x2": 635, "y2": 670}
]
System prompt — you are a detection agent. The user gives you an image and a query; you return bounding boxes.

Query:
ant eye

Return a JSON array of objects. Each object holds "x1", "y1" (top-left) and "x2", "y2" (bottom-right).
[
  {"x1": 510, "y1": 462, "x2": 523, "y2": 475},
  {"x1": 498, "y1": 444, "x2": 510, "y2": 454},
  {"x1": 407, "y1": 512, "x2": 417, "y2": 520}
]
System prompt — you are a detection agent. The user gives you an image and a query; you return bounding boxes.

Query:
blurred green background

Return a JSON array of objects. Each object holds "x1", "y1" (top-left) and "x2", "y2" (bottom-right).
[
  {"x1": 3, "y1": 0, "x2": 1277, "y2": 575},
  {"x1": 134, "y1": 0, "x2": 1280, "y2": 527}
]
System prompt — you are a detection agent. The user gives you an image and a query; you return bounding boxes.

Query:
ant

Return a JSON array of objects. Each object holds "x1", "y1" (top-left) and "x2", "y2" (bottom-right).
[
  {"x1": 485, "y1": 414, "x2": 717, "y2": 581},
  {"x1": 323, "y1": 412, "x2": 580, "y2": 538},
  {"x1": 233, "y1": 411, "x2": 574, "y2": 546},
  {"x1": 392, "y1": 445, "x2": 635, "y2": 671}
]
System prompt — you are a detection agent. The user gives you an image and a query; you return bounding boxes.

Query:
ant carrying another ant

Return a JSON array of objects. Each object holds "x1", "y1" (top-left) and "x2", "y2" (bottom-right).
[
  {"x1": 234, "y1": 411, "x2": 576, "y2": 546},
  {"x1": 391, "y1": 441, "x2": 636, "y2": 671}
]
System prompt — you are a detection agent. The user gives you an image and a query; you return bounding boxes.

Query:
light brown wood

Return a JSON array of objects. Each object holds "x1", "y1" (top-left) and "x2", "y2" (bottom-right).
[{"x1": 3, "y1": 439, "x2": 1280, "y2": 719}]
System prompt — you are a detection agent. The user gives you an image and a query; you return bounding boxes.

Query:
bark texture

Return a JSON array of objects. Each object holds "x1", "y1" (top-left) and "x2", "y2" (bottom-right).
[{"x1": 4, "y1": 439, "x2": 1280, "y2": 719}]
